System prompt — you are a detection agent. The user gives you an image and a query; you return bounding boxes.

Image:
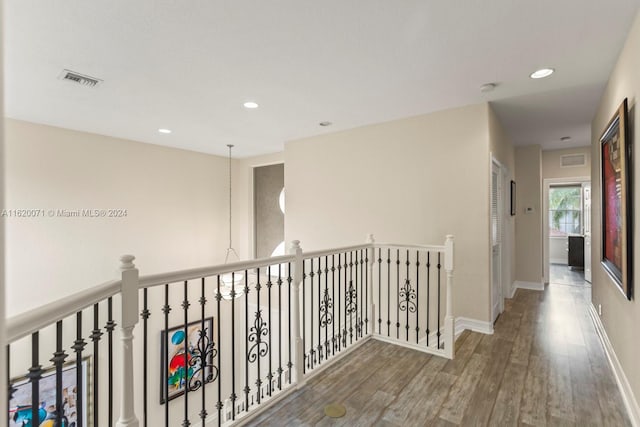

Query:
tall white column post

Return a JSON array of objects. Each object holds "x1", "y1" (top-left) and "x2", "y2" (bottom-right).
[
  {"x1": 116, "y1": 255, "x2": 140, "y2": 427},
  {"x1": 289, "y1": 240, "x2": 305, "y2": 386},
  {"x1": 443, "y1": 235, "x2": 455, "y2": 359}
]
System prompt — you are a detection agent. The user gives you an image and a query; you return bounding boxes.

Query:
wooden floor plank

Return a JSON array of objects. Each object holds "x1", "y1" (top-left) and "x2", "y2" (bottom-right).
[{"x1": 249, "y1": 284, "x2": 631, "y2": 427}]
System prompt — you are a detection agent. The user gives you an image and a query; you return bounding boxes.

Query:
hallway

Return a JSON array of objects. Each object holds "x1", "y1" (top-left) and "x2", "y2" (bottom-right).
[{"x1": 249, "y1": 284, "x2": 630, "y2": 426}]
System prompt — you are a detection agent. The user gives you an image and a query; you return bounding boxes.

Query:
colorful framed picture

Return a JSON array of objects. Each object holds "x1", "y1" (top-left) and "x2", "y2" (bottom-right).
[
  {"x1": 9, "y1": 359, "x2": 89, "y2": 427},
  {"x1": 600, "y1": 98, "x2": 632, "y2": 300},
  {"x1": 160, "y1": 317, "x2": 215, "y2": 403}
]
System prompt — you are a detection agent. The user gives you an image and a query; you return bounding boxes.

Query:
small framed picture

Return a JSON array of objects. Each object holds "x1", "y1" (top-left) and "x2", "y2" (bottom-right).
[
  {"x1": 160, "y1": 317, "x2": 215, "y2": 403},
  {"x1": 9, "y1": 358, "x2": 89, "y2": 427},
  {"x1": 510, "y1": 180, "x2": 516, "y2": 216}
]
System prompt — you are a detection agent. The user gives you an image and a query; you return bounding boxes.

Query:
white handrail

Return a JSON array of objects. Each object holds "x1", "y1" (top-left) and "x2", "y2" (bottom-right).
[
  {"x1": 137, "y1": 254, "x2": 296, "y2": 289},
  {"x1": 6, "y1": 278, "x2": 122, "y2": 342},
  {"x1": 373, "y1": 242, "x2": 446, "y2": 251},
  {"x1": 302, "y1": 243, "x2": 372, "y2": 260}
]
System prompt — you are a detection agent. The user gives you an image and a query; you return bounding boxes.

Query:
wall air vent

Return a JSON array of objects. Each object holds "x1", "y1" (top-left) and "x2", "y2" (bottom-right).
[
  {"x1": 58, "y1": 69, "x2": 102, "y2": 87},
  {"x1": 560, "y1": 153, "x2": 586, "y2": 168}
]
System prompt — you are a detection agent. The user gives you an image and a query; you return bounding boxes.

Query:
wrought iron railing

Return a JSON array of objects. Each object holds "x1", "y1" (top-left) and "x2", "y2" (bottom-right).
[{"x1": 5, "y1": 235, "x2": 454, "y2": 427}]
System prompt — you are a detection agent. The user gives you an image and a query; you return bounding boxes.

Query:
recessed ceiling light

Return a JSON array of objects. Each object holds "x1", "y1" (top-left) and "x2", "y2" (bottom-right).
[
  {"x1": 560, "y1": 136, "x2": 572, "y2": 141},
  {"x1": 530, "y1": 68, "x2": 554, "y2": 79},
  {"x1": 158, "y1": 128, "x2": 172, "y2": 134},
  {"x1": 243, "y1": 101, "x2": 259, "y2": 109},
  {"x1": 319, "y1": 121, "x2": 332, "y2": 127}
]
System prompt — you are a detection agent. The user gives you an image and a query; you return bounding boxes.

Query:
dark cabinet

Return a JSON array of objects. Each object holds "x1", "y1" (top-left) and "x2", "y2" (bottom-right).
[{"x1": 568, "y1": 236, "x2": 585, "y2": 268}]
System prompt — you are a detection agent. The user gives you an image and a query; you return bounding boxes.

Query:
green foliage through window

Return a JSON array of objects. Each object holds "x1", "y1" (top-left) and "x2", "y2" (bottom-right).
[{"x1": 549, "y1": 186, "x2": 582, "y2": 236}]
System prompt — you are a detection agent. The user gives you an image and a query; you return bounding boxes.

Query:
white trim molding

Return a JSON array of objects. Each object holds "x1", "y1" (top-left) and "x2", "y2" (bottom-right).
[
  {"x1": 589, "y1": 304, "x2": 640, "y2": 427},
  {"x1": 513, "y1": 280, "x2": 545, "y2": 292},
  {"x1": 455, "y1": 317, "x2": 494, "y2": 338}
]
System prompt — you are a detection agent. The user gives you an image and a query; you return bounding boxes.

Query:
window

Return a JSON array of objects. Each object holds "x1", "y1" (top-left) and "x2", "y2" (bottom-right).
[{"x1": 549, "y1": 185, "x2": 582, "y2": 236}]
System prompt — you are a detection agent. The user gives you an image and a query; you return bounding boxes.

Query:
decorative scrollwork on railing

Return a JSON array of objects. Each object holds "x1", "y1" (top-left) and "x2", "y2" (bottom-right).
[
  {"x1": 188, "y1": 326, "x2": 218, "y2": 391},
  {"x1": 399, "y1": 278, "x2": 417, "y2": 313},
  {"x1": 345, "y1": 281, "x2": 357, "y2": 314},
  {"x1": 248, "y1": 310, "x2": 269, "y2": 363},
  {"x1": 320, "y1": 289, "x2": 333, "y2": 327}
]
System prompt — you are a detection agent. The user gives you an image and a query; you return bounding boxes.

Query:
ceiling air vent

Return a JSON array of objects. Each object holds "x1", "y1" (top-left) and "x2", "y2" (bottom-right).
[
  {"x1": 560, "y1": 153, "x2": 586, "y2": 168},
  {"x1": 58, "y1": 69, "x2": 102, "y2": 87}
]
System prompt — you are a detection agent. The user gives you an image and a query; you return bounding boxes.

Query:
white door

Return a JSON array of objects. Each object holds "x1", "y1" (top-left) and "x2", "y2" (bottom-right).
[
  {"x1": 491, "y1": 163, "x2": 502, "y2": 322},
  {"x1": 583, "y1": 183, "x2": 592, "y2": 282}
]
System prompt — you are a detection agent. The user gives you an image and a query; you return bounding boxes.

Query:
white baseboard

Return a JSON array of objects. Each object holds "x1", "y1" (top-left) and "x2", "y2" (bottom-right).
[
  {"x1": 550, "y1": 258, "x2": 568, "y2": 265},
  {"x1": 507, "y1": 283, "x2": 517, "y2": 299},
  {"x1": 589, "y1": 304, "x2": 640, "y2": 427},
  {"x1": 455, "y1": 317, "x2": 494, "y2": 337},
  {"x1": 513, "y1": 280, "x2": 545, "y2": 292}
]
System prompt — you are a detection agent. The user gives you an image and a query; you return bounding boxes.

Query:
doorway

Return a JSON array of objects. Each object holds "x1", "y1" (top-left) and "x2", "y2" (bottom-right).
[
  {"x1": 543, "y1": 177, "x2": 590, "y2": 286},
  {"x1": 491, "y1": 158, "x2": 511, "y2": 323},
  {"x1": 253, "y1": 163, "x2": 285, "y2": 259}
]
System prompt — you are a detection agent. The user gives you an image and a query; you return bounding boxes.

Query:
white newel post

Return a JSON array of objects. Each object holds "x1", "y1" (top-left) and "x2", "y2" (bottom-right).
[
  {"x1": 116, "y1": 255, "x2": 140, "y2": 427},
  {"x1": 443, "y1": 235, "x2": 455, "y2": 359},
  {"x1": 289, "y1": 240, "x2": 305, "y2": 386},
  {"x1": 366, "y1": 234, "x2": 375, "y2": 337}
]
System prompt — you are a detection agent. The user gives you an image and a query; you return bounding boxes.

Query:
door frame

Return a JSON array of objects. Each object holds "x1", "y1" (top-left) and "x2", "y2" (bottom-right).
[
  {"x1": 542, "y1": 176, "x2": 590, "y2": 283},
  {"x1": 490, "y1": 156, "x2": 511, "y2": 321}
]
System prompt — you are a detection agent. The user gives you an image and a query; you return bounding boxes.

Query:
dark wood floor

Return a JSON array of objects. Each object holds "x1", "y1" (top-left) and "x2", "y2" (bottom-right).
[{"x1": 247, "y1": 284, "x2": 630, "y2": 426}]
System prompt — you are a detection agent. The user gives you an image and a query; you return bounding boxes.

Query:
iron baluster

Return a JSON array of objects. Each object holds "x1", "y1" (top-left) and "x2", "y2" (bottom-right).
[
  {"x1": 287, "y1": 263, "x2": 293, "y2": 384},
  {"x1": 141, "y1": 290, "x2": 150, "y2": 427},
  {"x1": 317, "y1": 259, "x2": 322, "y2": 362},
  {"x1": 337, "y1": 254, "x2": 342, "y2": 353},
  {"x1": 302, "y1": 261, "x2": 306, "y2": 372},
  {"x1": 278, "y1": 264, "x2": 283, "y2": 391},
  {"x1": 331, "y1": 254, "x2": 336, "y2": 356},
  {"x1": 106, "y1": 297, "x2": 116, "y2": 426},
  {"x1": 426, "y1": 253, "x2": 431, "y2": 346},
  {"x1": 267, "y1": 266, "x2": 273, "y2": 396},
  {"x1": 199, "y1": 278, "x2": 209, "y2": 423},
  {"x1": 309, "y1": 259, "x2": 315, "y2": 368},
  {"x1": 396, "y1": 249, "x2": 400, "y2": 339},
  {"x1": 28, "y1": 332, "x2": 42, "y2": 427},
  {"x1": 416, "y1": 252, "x2": 420, "y2": 344},
  {"x1": 182, "y1": 281, "x2": 190, "y2": 427},
  {"x1": 387, "y1": 249, "x2": 391, "y2": 337},
  {"x1": 162, "y1": 284, "x2": 171, "y2": 426},
  {"x1": 72, "y1": 312, "x2": 86, "y2": 427},
  {"x1": 51, "y1": 320, "x2": 67, "y2": 427},
  {"x1": 438, "y1": 253, "x2": 442, "y2": 349},
  {"x1": 378, "y1": 248, "x2": 382, "y2": 334},
  {"x1": 216, "y1": 276, "x2": 222, "y2": 426},
  {"x1": 91, "y1": 303, "x2": 102, "y2": 427},
  {"x1": 244, "y1": 273, "x2": 250, "y2": 413}
]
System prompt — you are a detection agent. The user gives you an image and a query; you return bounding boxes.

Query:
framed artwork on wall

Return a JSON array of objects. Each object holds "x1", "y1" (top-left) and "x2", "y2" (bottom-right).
[
  {"x1": 510, "y1": 180, "x2": 516, "y2": 216},
  {"x1": 9, "y1": 358, "x2": 89, "y2": 427},
  {"x1": 600, "y1": 98, "x2": 633, "y2": 300},
  {"x1": 160, "y1": 317, "x2": 216, "y2": 403}
]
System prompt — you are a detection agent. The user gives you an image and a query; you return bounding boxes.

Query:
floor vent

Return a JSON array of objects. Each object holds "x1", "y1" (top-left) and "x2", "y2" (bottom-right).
[
  {"x1": 58, "y1": 69, "x2": 103, "y2": 87},
  {"x1": 560, "y1": 153, "x2": 586, "y2": 167}
]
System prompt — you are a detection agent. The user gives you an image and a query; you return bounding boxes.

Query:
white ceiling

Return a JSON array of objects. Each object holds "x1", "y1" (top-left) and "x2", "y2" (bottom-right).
[{"x1": 5, "y1": 0, "x2": 640, "y2": 157}]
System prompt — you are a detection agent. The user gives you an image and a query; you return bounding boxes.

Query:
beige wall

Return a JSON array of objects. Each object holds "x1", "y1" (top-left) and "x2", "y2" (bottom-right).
[
  {"x1": 542, "y1": 146, "x2": 591, "y2": 179},
  {"x1": 5, "y1": 119, "x2": 231, "y2": 315},
  {"x1": 515, "y1": 145, "x2": 543, "y2": 284},
  {"x1": 489, "y1": 104, "x2": 516, "y2": 294},
  {"x1": 285, "y1": 104, "x2": 492, "y2": 322},
  {"x1": 0, "y1": 1, "x2": 6, "y2": 419},
  {"x1": 591, "y1": 11, "x2": 640, "y2": 415}
]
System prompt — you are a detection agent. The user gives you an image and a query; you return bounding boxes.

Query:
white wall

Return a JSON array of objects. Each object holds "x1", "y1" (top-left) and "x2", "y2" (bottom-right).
[
  {"x1": 5, "y1": 119, "x2": 231, "y2": 316},
  {"x1": 285, "y1": 104, "x2": 492, "y2": 323},
  {"x1": 591, "y1": 10, "x2": 640, "y2": 420}
]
